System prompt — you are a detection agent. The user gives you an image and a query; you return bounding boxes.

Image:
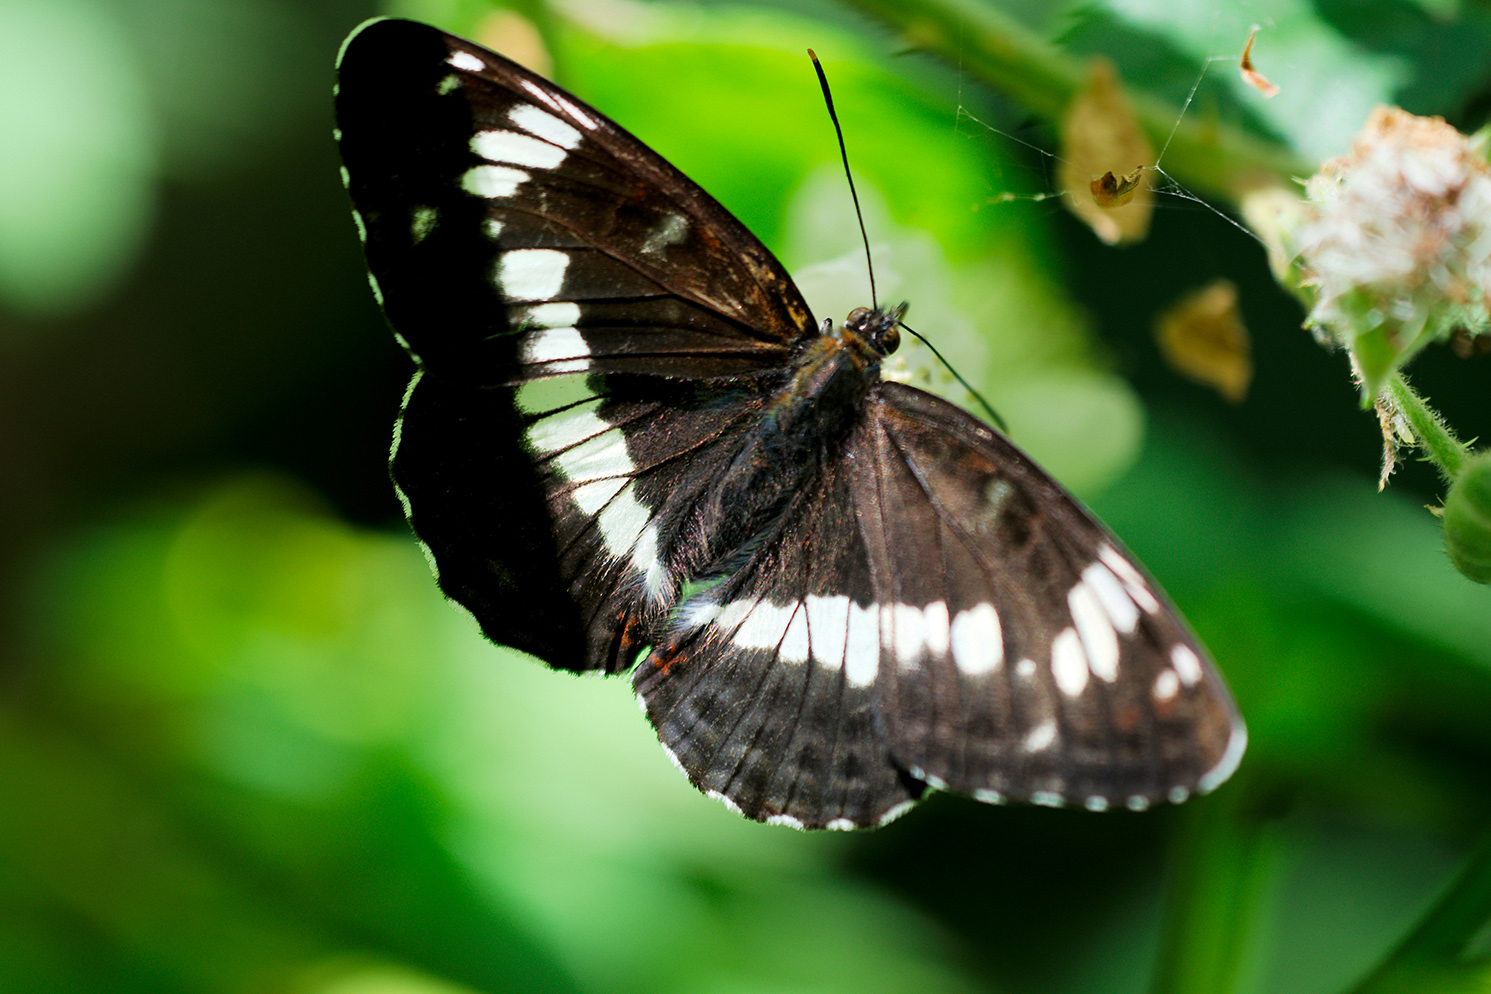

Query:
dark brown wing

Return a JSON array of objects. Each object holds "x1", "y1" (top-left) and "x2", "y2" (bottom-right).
[
  {"x1": 634, "y1": 451, "x2": 923, "y2": 829},
  {"x1": 852, "y1": 381, "x2": 1245, "y2": 811},
  {"x1": 335, "y1": 19, "x2": 823, "y2": 670},
  {"x1": 335, "y1": 18, "x2": 816, "y2": 387}
]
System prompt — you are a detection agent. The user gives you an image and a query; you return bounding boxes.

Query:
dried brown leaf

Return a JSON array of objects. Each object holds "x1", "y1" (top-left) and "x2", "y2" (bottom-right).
[
  {"x1": 1154, "y1": 279, "x2": 1253, "y2": 403},
  {"x1": 1058, "y1": 59, "x2": 1155, "y2": 245},
  {"x1": 1240, "y1": 27, "x2": 1280, "y2": 98}
]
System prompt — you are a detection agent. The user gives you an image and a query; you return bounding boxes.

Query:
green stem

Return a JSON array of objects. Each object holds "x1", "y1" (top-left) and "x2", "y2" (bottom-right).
[
  {"x1": 1383, "y1": 373, "x2": 1470, "y2": 483},
  {"x1": 838, "y1": 0, "x2": 1310, "y2": 202},
  {"x1": 1350, "y1": 831, "x2": 1491, "y2": 994},
  {"x1": 1150, "y1": 778, "x2": 1277, "y2": 994}
]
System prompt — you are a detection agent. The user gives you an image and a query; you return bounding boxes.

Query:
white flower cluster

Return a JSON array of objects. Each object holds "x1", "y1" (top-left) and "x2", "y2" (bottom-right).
[{"x1": 1297, "y1": 107, "x2": 1491, "y2": 365}]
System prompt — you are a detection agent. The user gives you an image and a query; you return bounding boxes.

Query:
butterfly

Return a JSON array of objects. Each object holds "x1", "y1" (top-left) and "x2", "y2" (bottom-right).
[{"x1": 334, "y1": 17, "x2": 1246, "y2": 830}]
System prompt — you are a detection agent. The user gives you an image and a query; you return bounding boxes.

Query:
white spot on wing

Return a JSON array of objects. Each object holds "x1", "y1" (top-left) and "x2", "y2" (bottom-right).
[
  {"x1": 844, "y1": 603, "x2": 879, "y2": 687},
  {"x1": 526, "y1": 402, "x2": 607, "y2": 455},
  {"x1": 447, "y1": 50, "x2": 485, "y2": 72},
  {"x1": 553, "y1": 93, "x2": 597, "y2": 128},
  {"x1": 569, "y1": 478, "x2": 626, "y2": 517},
  {"x1": 680, "y1": 599, "x2": 721, "y2": 631},
  {"x1": 462, "y1": 163, "x2": 530, "y2": 199},
  {"x1": 596, "y1": 485, "x2": 650, "y2": 553},
  {"x1": 766, "y1": 813, "x2": 805, "y2": 830},
  {"x1": 734, "y1": 600, "x2": 796, "y2": 652},
  {"x1": 1127, "y1": 795, "x2": 1150, "y2": 811},
  {"x1": 923, "y1": 601, "x2": 951, "y2": 658},
  {"x1": 484, "y1": 218, "x2": 505, "y2": 240},
  {"x1": 1069, "y1": 582, "x2": 1119, "y2": 681},
  {"x1": 1168, "y1": 786, "x2": 1190, "y2": 805},
  {"x1": 1171, "y1": 645, "x2": 1203, "y2": 687},
  {"x1": 499, "y1": 248, "x2": 569, "y2": 301},
  {"x1": 633, "y1": 521, "x2": 667, "y2": 599},
  {"x1": 1099, "y1": 545, "x2": 1161, "y2": 613},
  {"x1": 1031, "y1": 791, "x2": 1064, "y2": 808},
  {"x1": 804, "y1": 595, "x2": 849, "y2": 669},
  {"x1": 1153, "y1": 668, "x2": 1180, "y2": 701},
  {"x1": 472, "y1": 128, "x2": 567, "y2": 169},
  {"x1": 517, "y1": 79, "x2": 568, "y2": 115},
  {"x1": 951, "y1": 603, "x2": 1003, "y2": 675},
  {"x1": 1050, "y1": 628, "x2": 1089, "y2": 696},
  {"x1": 552, "y1": 428, "x2": 630, "y2": 487},
  {"x1": 825, "y1": 817, "x2": 857, "y2": 832},
  {"x1": 513, "y1": 301, "x2": 581, "y2": 329},
  {"x1": 891, "y1": 603, "x2": 926, "y2": 667},
  {"x1": 973, "y1": 789, "x2": 1005, "y2": 804},
  {"x1": 1085, "y1": 796, "x2": 1109, "y2": 812},
  {"x1": 779, "y1": 605, "x2": 810, "y2": 663},
  {"x1": 1015, "y1": 658, "x2": 1037, "y2": 680},
  {"x1": 597, "y1": 491, "x2": 666, "y2": 601},
  {"x1": 1022, "y1": 720, "x2": 1057, "y2": 752},
  {"x1": 509, "y1": 102, "x2": 583, "y2": 148},
  {"x1": 1082, "y1": 561, "x2": 1140, "y2": 633},
  {"x1": 715, "y1": 598, "x2": 757, "y2": 634},
  {"x1": 521, "y1": 326, "x2": 589, "y2": 373}
]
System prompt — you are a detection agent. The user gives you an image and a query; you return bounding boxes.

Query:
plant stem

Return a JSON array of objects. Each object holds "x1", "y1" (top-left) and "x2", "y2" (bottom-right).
[
  {"x1": 838, "y1": 0, "x2": 1310, "y2": 202},
  {"x1": 1150, "y1": 780, "x2": 1276, "y2": 994},
  {"x1": 1350, "y1": 831, "x2": 1491, "y2": 993},
  {"x1": 1383, "y1": 373, "x2": 1470, "y2": 483}
]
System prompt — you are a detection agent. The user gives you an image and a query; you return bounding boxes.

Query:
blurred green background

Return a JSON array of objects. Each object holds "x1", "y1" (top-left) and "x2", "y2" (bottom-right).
[{"x1": 3, "y1": 0, "x2": 1490, "y2": 992}]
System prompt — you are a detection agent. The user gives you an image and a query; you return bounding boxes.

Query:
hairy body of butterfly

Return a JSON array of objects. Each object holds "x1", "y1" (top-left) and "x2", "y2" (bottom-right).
[{"x1": 335, "y1": 17, "x2": 1246, "y2": 830}]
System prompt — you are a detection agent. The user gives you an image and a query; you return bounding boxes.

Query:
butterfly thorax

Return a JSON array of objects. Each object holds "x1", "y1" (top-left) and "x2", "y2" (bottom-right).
[{"x1": 677, "y1": 307, "x2": 899, "y2": 577}]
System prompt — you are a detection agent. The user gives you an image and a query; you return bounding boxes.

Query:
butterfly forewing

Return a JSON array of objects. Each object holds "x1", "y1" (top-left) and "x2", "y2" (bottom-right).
[
  {"x1": 336, "y1": 18, "x2": 815, "y2": 385},
  {"x1": 337, "y1": 18, "x2": 819, "y2": 669},
  {"x1": 337, "y1": 17, "x2": 1245, "y2": 827}
]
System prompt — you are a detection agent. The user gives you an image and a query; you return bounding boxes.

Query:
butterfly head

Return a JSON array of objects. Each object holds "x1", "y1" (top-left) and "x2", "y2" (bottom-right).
[{"x1": 843, "y1": 303, "x2": 908, "y2": 357}]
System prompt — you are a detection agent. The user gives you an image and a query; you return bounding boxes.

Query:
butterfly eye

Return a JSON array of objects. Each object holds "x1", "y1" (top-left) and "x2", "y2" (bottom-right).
[{"x1": 879, "y1": 321, "x2": 901, "y2": 354}]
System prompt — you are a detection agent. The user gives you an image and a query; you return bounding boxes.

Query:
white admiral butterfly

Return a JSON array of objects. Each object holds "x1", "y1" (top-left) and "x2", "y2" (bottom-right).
[{"x1": 334, "y1": 18, "x2": 1245, "y2": 829}]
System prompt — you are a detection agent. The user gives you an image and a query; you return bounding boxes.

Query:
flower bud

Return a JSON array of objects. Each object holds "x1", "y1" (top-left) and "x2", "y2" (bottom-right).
[{"x1": 1443, "y1": 451, "x2": 1491, "y2": 584}]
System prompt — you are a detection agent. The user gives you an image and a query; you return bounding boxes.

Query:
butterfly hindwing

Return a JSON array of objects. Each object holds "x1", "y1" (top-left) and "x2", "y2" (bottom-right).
[
  {"x1": 635, "y1": 446, "x2": 924, "y2": 829},
  {"x1": 856, "y1": 383, "x2": 1244, "y2": 811},
  {"x1": 634, "y1": 381, "x2": 1243, "y2": 825}
]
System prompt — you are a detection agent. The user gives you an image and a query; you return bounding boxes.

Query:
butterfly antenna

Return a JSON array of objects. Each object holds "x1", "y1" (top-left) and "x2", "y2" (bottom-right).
[
  {"x1": 809, "y1": 49, "x2": 876, "y2": 307},
  {"x1": 899, "y1": 320, "x2": 1010, "y2": 434}
]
